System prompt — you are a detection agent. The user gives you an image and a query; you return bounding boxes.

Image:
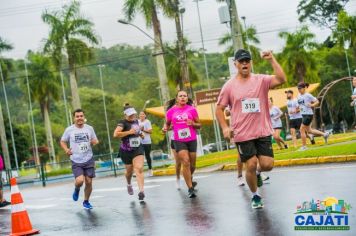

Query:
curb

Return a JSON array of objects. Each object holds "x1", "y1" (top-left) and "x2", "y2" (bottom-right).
[
  {"x1": 153, "y1": 155, "x2": 356, "y2": 176},
  {"x1": 221, "y1": 155, "x2": 356, "y2": 171}
]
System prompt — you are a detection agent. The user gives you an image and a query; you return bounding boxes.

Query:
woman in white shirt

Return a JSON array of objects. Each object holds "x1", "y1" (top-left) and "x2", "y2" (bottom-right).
[
  {"x1": 297, "y1": 82, "x2": 329, "y2": 151},
  {"x1": 269, "y1": 98, "x2": 288, "y2": 150}
]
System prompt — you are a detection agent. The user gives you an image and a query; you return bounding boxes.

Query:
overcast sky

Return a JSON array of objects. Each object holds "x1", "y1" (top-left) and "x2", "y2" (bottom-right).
[{"x1": 1, "y1": 0, "x2": 356, "y2": 59}]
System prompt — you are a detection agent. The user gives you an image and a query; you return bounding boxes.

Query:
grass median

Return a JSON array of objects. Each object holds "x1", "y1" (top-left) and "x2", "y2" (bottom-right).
[{"x1": 157, "y1": 132, "x2": 356, "y2": 171}]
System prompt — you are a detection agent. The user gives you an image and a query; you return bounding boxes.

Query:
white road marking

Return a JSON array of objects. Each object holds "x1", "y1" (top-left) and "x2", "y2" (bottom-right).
[
  {"x1": 273, "y1": 164, "x2": 356, "y2": 173},
  {"x1": 26, "y1": 204, "x2": 57, "y2": 209},
  {"x1": 145, "y1": 175, "x2": 210, "y2": 183},
  {"x1": 94, "y1": 184, "x2": 160, "y2": 192}
]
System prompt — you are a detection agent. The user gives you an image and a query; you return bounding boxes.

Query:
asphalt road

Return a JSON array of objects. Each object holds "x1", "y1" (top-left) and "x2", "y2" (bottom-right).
[{"x1": 1, "y1": 163, "x2": 356, "y2": 236}]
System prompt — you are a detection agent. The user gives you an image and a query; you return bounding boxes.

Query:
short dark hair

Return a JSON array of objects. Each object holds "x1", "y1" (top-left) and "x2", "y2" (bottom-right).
[
  {"x1": 72, "y1": 108, "x2": 84, "y2": 117},
  {"x1": 124, "y1": 103, "x2": 132, "y2": 111}
]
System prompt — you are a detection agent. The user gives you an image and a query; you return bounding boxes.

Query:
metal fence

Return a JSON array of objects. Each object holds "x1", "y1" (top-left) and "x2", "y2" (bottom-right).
[{"x1": 1, "y1": 152, "x2": 173, "y2": 189}]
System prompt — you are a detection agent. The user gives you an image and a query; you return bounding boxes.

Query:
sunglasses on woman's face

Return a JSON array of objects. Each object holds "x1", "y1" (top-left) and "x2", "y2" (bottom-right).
[{"x1": 238, "y1": 59, "x2": 251, "y2": 64}]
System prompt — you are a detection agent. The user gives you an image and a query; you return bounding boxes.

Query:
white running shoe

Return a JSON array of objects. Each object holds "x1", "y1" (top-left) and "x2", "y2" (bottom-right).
[
  {"x1": 176, "y1": 178, "x2": 181, "y2": 190},
  {"x1": 323, "y1": 132, "x2": 330, "y2": 144},
  {"x1": 148, "y1": 169, "x2": 153, "y2": 177},
  {"x1": 298, "y1": 146, "x2": 308, "y2": 151},
  {"x1": 237, "y1": 176, "x2": 245, "y2": 186}
]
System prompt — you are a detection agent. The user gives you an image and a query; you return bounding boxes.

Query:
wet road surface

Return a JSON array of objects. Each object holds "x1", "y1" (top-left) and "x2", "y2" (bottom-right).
[{"x1": 1, "y1": 163, "x2": 356, "y2": 236}]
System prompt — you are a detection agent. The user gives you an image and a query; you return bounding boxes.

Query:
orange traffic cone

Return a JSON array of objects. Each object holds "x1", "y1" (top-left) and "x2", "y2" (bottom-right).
[{"x1": 9, "y1": 178, "x2": 40, "y2": 236}]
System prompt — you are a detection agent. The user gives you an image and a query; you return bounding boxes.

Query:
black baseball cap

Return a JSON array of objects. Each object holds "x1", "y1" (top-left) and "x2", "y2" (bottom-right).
[
  {"x1": 234, "y1": 49, "x2": 251, "y2": 61},
  {"x1": 297, "y1": 82, "x2": 308, "y2": 89},
  {"x1": 285, "y1": 90, "x2": 293, "y2": 94}
]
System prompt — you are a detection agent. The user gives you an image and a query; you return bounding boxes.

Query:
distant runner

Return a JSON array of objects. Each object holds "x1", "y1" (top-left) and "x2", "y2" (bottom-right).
[
  {"x1": 0, "y1": 154, "x2": 10, "y2": 208},
  {"x1": 60, "y1": 109, "x2": 99, "y2": 210},
  {"x1": 216, "y1": 49, "x2": 286, "y2": 209},
  {"x1": 163, "y1": 91, "x2": 201, "y2": 198},
  {"x1": 138, "y1": 111, "x2": 153, "y2": 177},
  {"x1": 269, "y1": 98, "x2": 288, "y2": 150},
  {"x1": 114, "y1": 104, "x2": 146, "y2": 201},
  {"x1": 297, "y1": 82, "x2": 330, "y2": 151}
]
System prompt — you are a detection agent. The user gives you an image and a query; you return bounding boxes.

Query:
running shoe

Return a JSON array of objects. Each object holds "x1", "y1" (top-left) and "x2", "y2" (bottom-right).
[
  {"x1": 72, "y1": 187, "x2": 80, "y2": 201},
  {"x1": 148, "y1": 169, "x2": 153, "y2": 177},
  {"x1": 0, "y1": 200, "x2": 11, "y2": 208},
  {"x1": 138, "y1": 192, "x2": 145, "y2": 201},
  {"x1": 323, "y1": 132, "x2": 330, "y2": 144},
  {"x1": 237, "y1": 176, "x2": 245, "y2": 186},
  {"x1": 127, "y1": 185, "x2": 134, "y2": 195},
  {"x1": 176, "y1": 178, "x2": 181, "y2": 190},
  {"x1": 284, "y1": 144, "x2": 288, "y2": 149},
  {"x1": 298, "y1": 146, "x2": 308, "y2": 151},
  {"x1": 257, "y1": 174, "x2": 263, "y2": 187},
  {"x1": 251, "y1": 195, "x2": 264, "y2": 209},
  {"x1": 261, "y1": 173, "x2": 270, "y2": 181},
  {"x1": 309, "y1": 135, "x2": 316, "y2": 145},
  {"x1": 83, "y1": 201, "x2": 93, "y2": 210},
  {"x1": 188, "y1": 188, "x2": 197, "y2": 198},
  {"x1": 192, "y1": 181, "x2": 198, "y2": 188}
]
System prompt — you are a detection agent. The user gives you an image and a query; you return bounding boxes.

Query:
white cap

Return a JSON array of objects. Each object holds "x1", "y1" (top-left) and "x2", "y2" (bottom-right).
[{"x1": 124, "y1": 107, "x2": 137, "y2": 116}]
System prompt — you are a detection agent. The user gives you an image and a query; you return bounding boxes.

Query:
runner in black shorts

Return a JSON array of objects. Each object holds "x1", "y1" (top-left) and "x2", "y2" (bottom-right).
[
  {"x1": 297, "y1": 83, "x2": 330, "y2": 151},
  {"x1": 114, "y1": 104, "x2": 146, "y2": 201}
]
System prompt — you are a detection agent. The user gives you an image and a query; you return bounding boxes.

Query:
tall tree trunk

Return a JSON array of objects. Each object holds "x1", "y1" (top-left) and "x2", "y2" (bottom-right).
[
  {"x1": 0, "y1": 102, "x2": 11, "y2": 170},
  {"x1": 43, "y1": 101, "x2": 56, "y2": 163},
  {"x1": 68, "y1": 55, "x2": 81, "y2": 109},
  {"x1": 151, "y1": 6, "x2": 170, "y2": 103},
  {"x1": 172, "y1": 0, "x2": 192, "y2": 97},
  {"x1": 227, "y1": 0, "x2": 244, "y2": 50}
]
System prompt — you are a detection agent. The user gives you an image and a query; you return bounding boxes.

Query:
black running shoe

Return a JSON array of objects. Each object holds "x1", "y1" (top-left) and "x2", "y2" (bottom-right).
[
  {"x1": 188, "y1": 188, "x2": 196, "y2": 198},
  {"x1": 138, "y1": 191, "x2": 145, "y2": 201},
  {"x1": 192, "y1": 181, "x2": 197, "y2": 188},
  {"x1": 0, "y1": 200, "x2": 10, "y2": 208},
  {"x1": 284, "y1": 144, "x2": 288, "y2": 149}
]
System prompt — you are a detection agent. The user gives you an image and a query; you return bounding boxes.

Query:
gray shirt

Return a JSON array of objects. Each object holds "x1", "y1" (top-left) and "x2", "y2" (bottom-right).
[
  {"x1": 269, "y1": 106, "x2": 283, "y2": 129},
  {"x1": 61, "y1": 124, "x2": 98, "y2": 163},
  {"x1": 138, "y1": 119, "x2": 152, "y2": 144},
  {"x1": 297, "y1": 93, "x2": 317, "y2": 115},
  {"x1": 287, "y1": 99, "x2": 303, "y2": 120}
]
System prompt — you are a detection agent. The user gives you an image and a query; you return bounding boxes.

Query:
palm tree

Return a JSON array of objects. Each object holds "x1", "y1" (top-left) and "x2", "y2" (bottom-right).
[
  {"x1": 0, "y1": 37, "x2": 12, "y2": 169},
  {"x1": 279, "y1": 26, "x2": 319, "y2": 84},
  {"x1": 41, "y1": 1, "x2": 99, "y2": 109},
  {"x1": 27, "y1": 52, "x2": 61, "y2": 163},
  {"x1": 219, "y1": 25, "x2": 261, "y2": 62},
  {"x1": 123, "y1": 0, "x2": 170, "y2": 102}
]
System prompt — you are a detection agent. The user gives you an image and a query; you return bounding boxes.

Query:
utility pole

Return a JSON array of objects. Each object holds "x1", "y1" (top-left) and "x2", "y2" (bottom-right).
[
  {"x1": 170, "y1": 0, "x2": 193, "y2": 97},
  {"x1": 226, "y1": 0, "x2": 244, "y2": 50}
]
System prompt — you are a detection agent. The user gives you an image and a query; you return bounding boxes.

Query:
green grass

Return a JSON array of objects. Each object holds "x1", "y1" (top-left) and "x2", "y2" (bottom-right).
[
  {"x1": 157, "y1": 132, "x2": 356, "y2": 171},
  {"x1": 45, "y1": 168, "x2": 72, "y2": 177}
]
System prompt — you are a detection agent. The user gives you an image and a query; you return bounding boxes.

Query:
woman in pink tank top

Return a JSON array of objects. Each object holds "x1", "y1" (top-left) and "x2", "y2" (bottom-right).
[{"x1": 163, "y1": 91, "x2": 201, "y2": 198}]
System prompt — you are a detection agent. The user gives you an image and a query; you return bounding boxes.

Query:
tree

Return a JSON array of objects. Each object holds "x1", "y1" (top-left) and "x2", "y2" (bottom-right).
[
  {"x1": 27, "y1": 52, "x2": 61, "y2": 163},
  {"x1": 279, "y1": 26, "x2": 319, "y2": 84},
  {"x1": 0, "y1": 36, "x2": 12, "y2": 170},
  {"x1": 334, "y1": 11, "x2": 356, "y2": 58},
  {"x1": 297, "y1": 0, "x2": 349, "y2": 28},
  {"x1": 123, "y1": 0, "x2": 171, "y2": 102},
  {"x1": 42, "y1": 1, "x2": 99, "y2": 109}
]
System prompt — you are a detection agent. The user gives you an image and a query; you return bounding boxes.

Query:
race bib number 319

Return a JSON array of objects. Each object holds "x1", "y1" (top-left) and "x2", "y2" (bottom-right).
[{"x1": 241, "y1": 98, "x2": 260, "y2": 113}]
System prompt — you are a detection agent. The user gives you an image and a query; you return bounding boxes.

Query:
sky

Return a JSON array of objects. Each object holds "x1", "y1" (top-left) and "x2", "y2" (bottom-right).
[{"x1": 0, "y1": 0, "x2": 356, "y2": 59}]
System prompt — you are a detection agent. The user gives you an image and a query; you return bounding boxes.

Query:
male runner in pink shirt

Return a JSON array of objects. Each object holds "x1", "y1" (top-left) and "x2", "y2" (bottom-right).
[{"x1": 216, "y1": 49, "x2": 286, "y2": 209}]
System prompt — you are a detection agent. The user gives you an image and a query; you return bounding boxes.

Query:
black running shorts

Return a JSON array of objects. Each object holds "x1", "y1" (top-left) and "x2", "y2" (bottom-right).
[
  {"x1": 236, "y1": 136, "x2": 274, "y2": 162},
  {"x1": 173, "y1": 140, "x2": 197, "y2": 153},
  {"x1": 302, "y1": 115, "x2": 313, "y2": 126},
  {"x1": 289, "y1": 118, "x2": 302, "y2": 130},
  {"x1": 119, "y1": 145, "x2": 144, "y2": 165}
]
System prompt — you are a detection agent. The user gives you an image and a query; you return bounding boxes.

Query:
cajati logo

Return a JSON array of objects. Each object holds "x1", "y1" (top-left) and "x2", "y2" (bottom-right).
[{"x1": 294, "y1": 197, "x2": 351, "y2": 231}]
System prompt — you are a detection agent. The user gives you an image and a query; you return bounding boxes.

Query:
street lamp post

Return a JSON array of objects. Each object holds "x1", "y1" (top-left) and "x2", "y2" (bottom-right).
[
  {"x1": 342, "y1": 34, "x2": 356, "y2": 116},
  {"x1": 98, "y1": 65, "x2": 116, "y2": 177},
  {"x1": 24, "y1": 61, "x2": 40, "y2": 168},
  {"x1": 241, "y1": 16, "x2": 254, "y2": 73},
  {"x1": 118, "y1": 19, "x2": 170, "y2": 104},
  {"x1": 0, "y1": 62, "x2": 19, "y2": 169},
  {"x1": 195, "y1": 0, "x2": 222, "y2": 152},
  {"x1": 142, "y1": 100, "x2": 151, "y2": 111}
]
